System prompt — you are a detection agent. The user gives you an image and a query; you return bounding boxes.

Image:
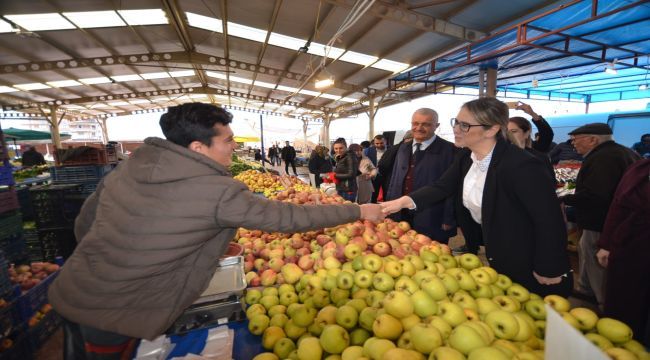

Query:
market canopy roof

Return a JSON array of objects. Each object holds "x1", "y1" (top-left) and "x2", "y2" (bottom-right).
[
  {"x1": 2, "y1": 127, "x2": 71, "y2": 143},
  {"x1": 389, "y1": 0, "x2": 650, "y2": 103},
  {"x1": 0, "y1": 0, "x2": 586, "y2": 122}
]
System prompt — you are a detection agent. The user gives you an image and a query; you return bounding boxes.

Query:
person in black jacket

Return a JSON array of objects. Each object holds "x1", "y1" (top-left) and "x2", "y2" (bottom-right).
[
  {"x1": 308, "y1": 145, "x2": 332, "y2": 188},
  {"x1": 560, "y1": 123, "x2": 640, "y2": 307},
  {"x1": 377, "y1": 131, "x2": 412, "y2": 202},
  {"x1": 332, "y1": 139, "x2": 358, "y2": 202},
  {"x1": 508, "y1": 116, "x2": 556, "y2": 183},
  {"x1": 381, "y1": 97, "x2": 572, "y2": 297},
  {"x1": 548, "y1": 139, "x2": 583, "y2": 164},
  {"x1": 280, "y1": 141, "x2": 298, "y2": 176},
  {"x1": 515, "y1": 102, "x2": 555, "y2": 153},
  {"x1": 21, "y1": 145, "x2": 46, "y2": 166}
]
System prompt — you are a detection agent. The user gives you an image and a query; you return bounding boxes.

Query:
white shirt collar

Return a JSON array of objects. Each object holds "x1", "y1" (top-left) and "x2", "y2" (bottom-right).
[
  {"x1": 470, "y1": 144, "x2": 496, "y2": 172},
  {"x1": 412, "y1": 135, "x2": 436, "y2": 152}
]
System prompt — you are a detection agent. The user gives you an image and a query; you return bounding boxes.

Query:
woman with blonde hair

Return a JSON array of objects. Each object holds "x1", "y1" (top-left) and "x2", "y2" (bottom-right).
[
  {"x1": 381, "y1": 97, "x2": 572, "y2": 296},
  {"x1": 349, "y1": 143, "x2": 377, "y2": 204}
]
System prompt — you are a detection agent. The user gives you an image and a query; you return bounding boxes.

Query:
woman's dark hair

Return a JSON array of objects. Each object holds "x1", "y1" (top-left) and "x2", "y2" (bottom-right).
[
  {"x1": 360, "y1": 141, "x2": 371, "y2": 149},
  {"x1": 508, "y1": 116, "x2": 532, "y2": 133},
  {"x1": 348, "y1": 144, "x2": 362, "y2": 153},
  {"x1": 159, "y1": 103, "x2": 233, "y2": 147}
]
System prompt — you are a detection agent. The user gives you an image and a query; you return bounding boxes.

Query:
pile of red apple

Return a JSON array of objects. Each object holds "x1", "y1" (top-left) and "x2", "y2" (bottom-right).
[
  {"x1": 8, "y1": 262, "x2": 59, "y2": 292},
  {"x1": 270, "y1": 187, "x2": 346, "y2": 205},
  {"x1": 237, "y1": 219, "x2": 445, "y2": 287},
  {"x1": 27, "y1": 303, "x2": 53, "y2": 328}
]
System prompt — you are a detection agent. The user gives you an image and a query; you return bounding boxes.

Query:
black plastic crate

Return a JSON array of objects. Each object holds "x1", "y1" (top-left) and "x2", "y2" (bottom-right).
[
  {"x1": 27, "y1": 310, "x2": 60, "y2": 354},
  {"x1": 16, "y1": 272, "x2": 59, "y2": 322},
  {"x1": 0, "y1": 213, "x2": 21, "y2": 242},
  {"x1": 16, "y1": 187, "x2": 33, "y2": 221},
  {"x1": 0, "y1": 235, "x2": 26, "y2": 265},
  {"x1": 0, "y1": 301, "x2": 20, "y2": 340},
  {"x1": 0, "y1": 330, "x2": 33, "y2": 360},
  {"x1": 37, "y1": 228, "x2": 76, "y2": 262},
  {"x1": 29, "y1": 184, "x2": 85, "y2": 230},
  {"x1": 51, "y1": 164, "x2": 113, "y2": 184},
  {"x1": 0, "y1": 189, "x2": 19, "y2": 216},
  {"x1": 0, "y1": 253, "x2": 12, "y2": 300}
]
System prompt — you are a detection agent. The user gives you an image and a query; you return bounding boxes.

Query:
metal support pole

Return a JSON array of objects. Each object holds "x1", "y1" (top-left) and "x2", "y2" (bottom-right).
[
  {"x1": 486, "y1": 68, "x2": 497, "y2": 98},
  {"x1": 368, "y1": 96, "x2": 376, "y2": 140},
  {"x1": 302, "y1": 119, "x2": 309, "y2": 153},
  {"x1": 259, "y1": 114, "x2": 265, "y2": 161},
  {"x1": 321, "y1": 114, "x2": 332, "y2": 147},
  {"x1": 49, "y1": 106, "x2": 62, "y2": 149},
  {"x1": 478, "y1": 69, "x2": 485, "y2": 97}
]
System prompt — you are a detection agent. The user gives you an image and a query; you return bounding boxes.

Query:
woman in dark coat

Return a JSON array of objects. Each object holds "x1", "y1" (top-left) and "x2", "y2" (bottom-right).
[
  {"x1": 597, "y1": 159, "x2": 650, "y2": 345},
  {"x1": 508, "y1": 116, "x2": 556, "y2": 184},
  {"x1": 381, "y1": 98, "x2": 572, "y2": 297},
  {"x1": 332, "y1": 139, "x2": 358, "y2": 202},
  {"x1": 308, "y1": 145, "x2": 332, "y2": 188}
]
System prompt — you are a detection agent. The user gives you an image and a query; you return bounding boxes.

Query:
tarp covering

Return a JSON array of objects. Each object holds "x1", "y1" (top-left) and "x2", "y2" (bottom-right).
[
  {"x1": 391, "y1": 0, "x2": 650, "y2": 103},
  {"x1": 2, "y1": 127, "x2": 72, "y2": 142}
]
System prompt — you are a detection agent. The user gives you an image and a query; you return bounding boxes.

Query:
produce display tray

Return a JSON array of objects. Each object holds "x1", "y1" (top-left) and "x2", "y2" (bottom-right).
[
  {"x1": 167, "y1": 296, "x2": 245, "y2": 335},
  {"x1": 197, "y1": 256, "x2": 246, "y2": 303},
  {"x1": 16, "y1": 271, "x2": 59, "y2": 322}
]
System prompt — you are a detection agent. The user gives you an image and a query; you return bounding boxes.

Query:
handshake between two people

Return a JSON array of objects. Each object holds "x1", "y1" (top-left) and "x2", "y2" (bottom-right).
[{"x1": 358, "y1": 196, "x2": 415, "y2": 223}]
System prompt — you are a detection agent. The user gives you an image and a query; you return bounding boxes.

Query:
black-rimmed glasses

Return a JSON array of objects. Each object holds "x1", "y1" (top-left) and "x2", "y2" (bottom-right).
[{"x1": 450, "y1": 118, "x2": 487, "y2": 132}]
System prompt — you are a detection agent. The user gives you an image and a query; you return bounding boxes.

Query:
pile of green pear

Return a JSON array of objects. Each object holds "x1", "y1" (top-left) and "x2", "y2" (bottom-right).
[{"x1": 243, "y1": 246, "x2": 648, "y2": 360}]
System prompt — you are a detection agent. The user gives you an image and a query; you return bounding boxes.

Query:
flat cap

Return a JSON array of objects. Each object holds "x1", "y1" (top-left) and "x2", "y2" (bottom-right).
[{"x1": 568, "y1": 123, "x2": 612, "y2": 135}]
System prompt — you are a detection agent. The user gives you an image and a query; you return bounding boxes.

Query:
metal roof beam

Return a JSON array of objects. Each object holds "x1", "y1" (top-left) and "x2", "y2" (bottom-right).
[{"x1": 322, "y1": 0, "x2": 484, "y2": 41}]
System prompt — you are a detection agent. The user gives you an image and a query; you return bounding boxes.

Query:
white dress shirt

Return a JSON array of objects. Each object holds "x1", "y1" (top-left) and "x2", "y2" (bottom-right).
[
  {"x1": 462, "y1": 146, "x2": 495, "y2": 224},
  {"x1": 376, "y1": 148, "x2": 385, "y2": 163},
  {"x1": 412, "y1": 135, "x2": 436, "y2": 153}
]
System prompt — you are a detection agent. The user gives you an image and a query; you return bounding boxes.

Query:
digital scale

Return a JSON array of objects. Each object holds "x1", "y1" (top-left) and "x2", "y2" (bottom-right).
[{"x1": 167, "y1": 255, "x2": 247, "y2": 335}]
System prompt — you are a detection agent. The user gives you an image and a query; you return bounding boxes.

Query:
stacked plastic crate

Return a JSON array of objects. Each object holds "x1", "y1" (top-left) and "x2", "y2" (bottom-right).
[{"x1": 0, "y1": 126, "x2": 26, "y2": 265}]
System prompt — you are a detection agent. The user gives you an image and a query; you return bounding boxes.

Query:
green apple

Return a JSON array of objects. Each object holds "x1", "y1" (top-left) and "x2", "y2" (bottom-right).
[
  {"x1": 319, "y1": 324, "x2": 349, "y2": 354},
  {"x1": 512, "y1": 312, "x2": 533, "y2": 342},
  {"x1": 273, "y1": 338, "x2": 295, "y2": 359},
  {"x1": 246, "y1": 289, "x2": 263, "y2": 305},
  {"x1": 479, "y1": 266, "x2": 498, "y2": 283},
  {"x1": 322, "y1": 275, "x2": 337, "y2": 291},
  {"x1": 281, "y1": 263, "x2": 304, "y2": 285},
  {"x1": 372, "y1": 272, "x2": 395, "y2": 292},
  {"x1": 384, "y1": 348, "x2": 426, "y2": 360},
  {"x1": 569, "y1": 307, "x2": 598, "y2": 331},
  {"x1": 455, "y1": 271, "x2": 478, "y2": 291},
  {"x1": 429, "y1": 346, "x2": 465, "y2": 360},
  {"x1": 438, "y1": 254, "x2": 458, "y2": 269},
  {"x1": 398, "y1": 330, "x2": 414, "y2": 350},
  {"x1": 278, "y1": 284, "x2": 295, "y2": 295},
  {"x1": 469, "y1": 268, "x2": 492, "y2": 285},
  {"x1": 270, "y1": 313, "x2": 289, "y2": 328},
  {"x1": 363, "y1": 337, "x2": 396, "y2": 360},
  {"x1": 249, "y1": 314, "x2": 271, "y2": 335},
  {"x1": 423, "y1": 260, "x2": 439, "y2": 274},
  {"x1": 284, "y1": 319, "x2": 307, "y2": 339},
  {"x1": 268, "y1": 304, "x2": 287, "y2": 317},
  {"x1": 287, "y1": 303, "x2": 302, "y2": 318},
  {"x1": 448, "y1": 323, "x2": 489, "y2": 355},
  {"x1": 585, "y1": 333, "x2": 614, "y2": 350},
  {"x1": 459, "y1": 253, "x2": 482, "y2": 270},
  {"x1": 324, "y1": 256, "x2": 342, "y2": 270},
  {"x1": 362, "y1": 254, "x2": 383, "y2": 272},
  {"x1": 596, "y1": 318, "x2": 633, "y2": 343},
  {"x1": 490, "y1": 285, "x2": 504, "y2": 297},
  {"x1": 543, "y1": 294, "x2": 570, "y2": 313},
  {"x1": 352, "y1": 288, "x2": 370, "y2": 300},
  {"x1": 452, "y1": 292, "x2": 478, "y2": 312},
  {"x1": 344, "y1": 243, "x2": 362, "y2": 260},
  {"x1": 420, "y1": 249, "x2": 439, "y2": 263},
  {"x1": 427, "y1": 316, "x2": 453, "y2": 339},
  {"x1": 406, "y1": 255, "x2": 425, "y2": 271},
  {"x1": 439, "y1": 273, "x2": 461, "y2": 296},
  {"x1": 506, "y1": 284, "x2": 530, "y2": 303},
  {"x1": 485, "y1": 310, "x2": 519, "y2": 340},
  {"x1": 342, "y1": 345, "x2": 364, "y2": 360},
  {"x1": 335, "y1": 305, "x2": 358, "y2": 329},
  {"x1": 384, "y1": 260, "x2": 402, "y2": 278},
  {"x1": 605, "y1": 348, "x2": 639, "y2": 360},
  {"x1": 346, "y1": 298, "x2": 367, "y2": 313},
  {"x1": 330, "y1": 288, "x2": 351, "y2": 306},
  {"x1": 263, "y1": 287, "x2": 279, "y2": 297},
  {"x1": 349, "y1": 328, "x2": 370, "y2": 346},
  {"x1": 560, "y1": 312, "x2": 580, "y2": 330},
  {"x1": 413, "y1": 270, "x2": 436, "y2": 287},
  {"x1": 523, "y1": 299, "x2": 547, "y2": 320},
  {"x1": 252, "y1": 352, "x2": 279, "y2": 360},
  {"x1": 359, "y1": 307, "x2": 379, "y2": 331},
  {"x1": 401, "y1": 314, "x2": 421, "y2": 331},
  {"x1": 493, "y1": 295, "x2": 521, "y2": 312},
  {"x1": 262, "y1": 326, "x2": 286, "y2": 350},
  {"x1": 495, "y1": 274, "x2": 512, "y2": 290},
  {"x1": 395, "y1": 276, "x2": 419, "y2": 295},
  {"x1": 260, "y1": 295, "x2": 280, "y2": 310},
  {"x1": 420, "y1": 276, "x2": 448, "y2": 301},
  {"x1": 534, "y1": 320, "x2": 546, "y2": 339},
  {"x1": 491, "y1": 339, "x2": 520, "y2": 358},
  {"x1": 411, "y1": 290, "x2": 438, "y2": 318},
  {"x1": 354, "y1": 269, "x2": 374, "y2": 288},
  {"x1": 467, "y1": 346, "x2": 509, "y2": 360},
  {"x1": 411, "y1": 323, "x2": 443, "y2": 354},
  {"x1": 292, "y1": 305, "x2": 317, "y2": 327},
  {"x1": 297, "y1": 336, "x2": 322, "y2": 360},
  {"x1": 438, "y1": 301, "x2": 467, "y2": 327},
  {"x1": 399, "y1": 259, "x2": 416, "y2": 276},
  {"x1": 383, "y1": 291, "x2": 414, "y2": 319},
  {"x1": 280, "y1": 291, "x2": 299, "y2": 307},
  {"x1": 445, "y1": 267, "x2": 465, "y2": 277},
  {"x1": 476, "y1": 298, "x2": 499, "y2": 315},
  {"x1": 246, "y1": 303, "x2": 267, "y2": 319},
  {"x1": 620, "y1": 339, "x2": 647, "y2": 356},
  {"x1": 312, "y1": 289, "x2": 331, "y2": 308},
  {"x1": 337, "y1": 271, "x2": 355, "y2": 290},
  {"x1": 373, "y1": 313, "x2": 404, "y2": 340}
]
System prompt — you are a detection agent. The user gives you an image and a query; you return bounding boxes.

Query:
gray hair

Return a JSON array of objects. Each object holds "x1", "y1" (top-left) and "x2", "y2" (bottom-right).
[
  {"x1": 594, "y1": 134, "x2": 613, "y2": 143},
  {"x1": 413, "y1": 108, "x2": 439, "y2": 123}
]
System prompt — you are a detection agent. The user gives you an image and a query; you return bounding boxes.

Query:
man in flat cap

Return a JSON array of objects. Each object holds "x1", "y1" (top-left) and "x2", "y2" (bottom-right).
[{"x1": 560, "y1": 123, "x2": 640, "y2": 308}]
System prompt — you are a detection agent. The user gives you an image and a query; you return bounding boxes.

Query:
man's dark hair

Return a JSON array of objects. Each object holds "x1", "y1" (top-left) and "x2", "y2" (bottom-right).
[
  {"x1": 641, "y1": 133, "x2": 650, "y2": 141},
  {"x1": 373, "y1": 134, "x2": 384, "y2": 141},
  {"x1": 159, "y1": 103, "x2": 233, "y2": 147},
  {"x1": 360, "y1": 141, "x2": 371, "y2": 148}
]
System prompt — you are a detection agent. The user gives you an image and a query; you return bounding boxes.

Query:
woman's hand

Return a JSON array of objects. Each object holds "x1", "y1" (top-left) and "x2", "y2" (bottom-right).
[
  {"x1": 533, "y1": 271, "x2": 563, "y2": 285},
  {"x1": 596, "y1": 249, "x2": 609, "y2": 268},
  {"x1": 380, "y1": 196, "x2": 414, "y2": 215}
]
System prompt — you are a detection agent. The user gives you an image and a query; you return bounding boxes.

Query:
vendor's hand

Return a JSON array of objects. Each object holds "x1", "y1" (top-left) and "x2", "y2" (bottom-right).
[
  {"x1": 441, "y1": 224, "x2": 453, "y2": 231},
  {"x1": 359, "y1": 204, "x2": 385, "y2": 223},
  {"x1": 596, "y1": 248, "x2": 610, "y2": 268},
  {"x1": 380, "y1": 196, "x2": 414, "y2": 215},
  {"x1": 533, "y1": 271, "x2": 563, "y2": 285}
]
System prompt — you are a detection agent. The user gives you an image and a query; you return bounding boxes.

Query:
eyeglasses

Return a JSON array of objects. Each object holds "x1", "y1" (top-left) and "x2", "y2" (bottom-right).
[{"x1": 450, "y1": 118, "x2": 487, "y2": 132}]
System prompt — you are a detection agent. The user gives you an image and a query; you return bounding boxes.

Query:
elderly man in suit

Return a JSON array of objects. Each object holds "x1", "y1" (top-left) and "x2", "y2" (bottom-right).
[{"x1": 385, "y1": 108, "x2": 457, "y2": 243}]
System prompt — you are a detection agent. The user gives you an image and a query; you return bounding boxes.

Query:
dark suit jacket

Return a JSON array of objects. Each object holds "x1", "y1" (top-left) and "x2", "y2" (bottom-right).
[
  {"x1": 386, "y1": 137, "x2": 457, "y2": 242},
  {"x1": 410, "y1": 138, "x2": 572, "y2": 296}
]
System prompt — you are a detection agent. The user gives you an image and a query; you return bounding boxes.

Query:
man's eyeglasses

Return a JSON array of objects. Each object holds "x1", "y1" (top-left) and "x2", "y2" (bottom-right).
[{"x1": 450, "y1": 118, "x2": 487, "y2": 132}]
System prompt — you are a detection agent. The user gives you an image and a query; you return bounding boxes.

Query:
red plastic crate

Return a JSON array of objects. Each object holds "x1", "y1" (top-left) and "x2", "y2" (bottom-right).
[{"x1": 54, "y1": 144, "x2": 117, "y2": 166}]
